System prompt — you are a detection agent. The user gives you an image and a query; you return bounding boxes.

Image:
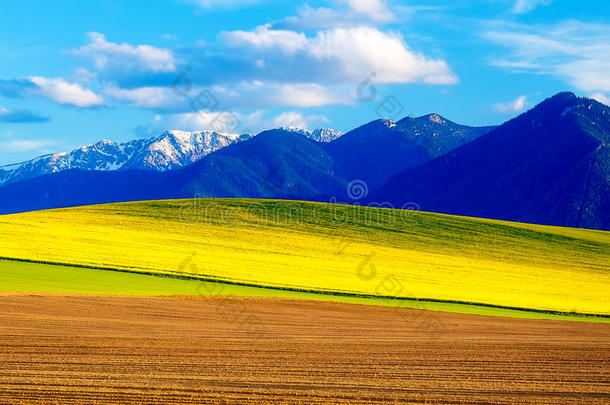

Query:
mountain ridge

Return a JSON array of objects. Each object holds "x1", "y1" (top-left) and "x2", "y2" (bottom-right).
[
  {"x1": 1, "y1": 93, "x2": 607, "y2": 230},
  {"x1": 369, "y1": 92, "x2": 610, "y2": 230},
  {"x1": 0, "y1": 127, "x2": 343, "y2": 187}
]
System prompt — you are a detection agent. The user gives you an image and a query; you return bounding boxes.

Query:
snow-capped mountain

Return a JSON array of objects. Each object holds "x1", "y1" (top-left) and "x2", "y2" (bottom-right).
[
  {"x1": 278, "y1": 127, "x2": 343, "y2": 143},
  {"x1": 0, "y1": 130, "x2": 251, "y2": 186}
]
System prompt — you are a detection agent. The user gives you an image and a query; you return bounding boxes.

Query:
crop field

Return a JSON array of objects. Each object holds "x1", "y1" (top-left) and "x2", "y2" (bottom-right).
[
  {"x1": 0, "y1": 199, "x2": 609, "y2": 317},
  {"x1": 0, "y1": 294, "x2": 608, "y2": 404},
  {"x1": 3, "y1": 259, "x2": 604, "y2": 322}
]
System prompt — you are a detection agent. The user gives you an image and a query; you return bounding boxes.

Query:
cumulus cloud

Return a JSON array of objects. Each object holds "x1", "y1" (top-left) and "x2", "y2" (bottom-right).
[
  {"x1": 271, "y1": 111, "x2": 312, "y2": 129},
  {"x1": 494, "y1": 95, "x2": 528, "y2": 114},
  {"x1": 223, "y1": 82, "x2": 350, "y2": 108},
  {"x1": 28, "y1": 76, "x2": 106, "y2": 107},
  {"x1": 223, "y1": 25, "x2": 308, "y2": 55},
  {"x1": 512, "y1": 0, "x2": 553, "y2": 13},
  {"x1": 74, "y1": 32, "x2": 177, "y2": 77},
  {"x1": 222, "y1": 25, "x2": 457, "y2": 85},
  {"x1": 105, "y1": 81, "x2": 349, "y2": 112},
  {"x1": 56, "y1": 13, "x2": 456, "y2": 115},
  {"x1": 484, "y1": 21, "x2": 610, "y2": 93},
  {"x1": 0, "y1": 106, "x2": 50, "y2": 123},
  {"x1": 167, "y1": 110, "x2": 246, "y2": 133},
  {"x1": 151, "y1": 110, "x2": 266, "y2": 134},
  {"x1": 65, "y1": 24, "x2": 455, "y2": 113},
  {"x1": 0, "y1": 77, "x2": 105, "y2": 108}
]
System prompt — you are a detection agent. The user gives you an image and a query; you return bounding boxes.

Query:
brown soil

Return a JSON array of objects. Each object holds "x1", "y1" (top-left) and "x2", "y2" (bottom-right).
[{"x1": 0, "y1": 295, "x2": 608, "y2": 404}]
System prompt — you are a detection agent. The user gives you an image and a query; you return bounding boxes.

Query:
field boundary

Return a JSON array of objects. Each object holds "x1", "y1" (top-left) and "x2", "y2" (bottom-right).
[{"x1": 2, "y1": 255, "x2": 609, "y2": 320}]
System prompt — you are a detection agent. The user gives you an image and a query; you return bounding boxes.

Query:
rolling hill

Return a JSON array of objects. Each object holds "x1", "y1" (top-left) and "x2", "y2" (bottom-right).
[
  {"x1": 371, "y1": 93, "x2": 610, "y2": 230},
  {"x1": 0, "y1": 199, "x2": 608, "y2": 318}
]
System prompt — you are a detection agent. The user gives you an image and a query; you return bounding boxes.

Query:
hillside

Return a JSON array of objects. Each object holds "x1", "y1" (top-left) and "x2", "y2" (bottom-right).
[
  {"x1": 371, "y1": 93, "x2": 610, "y2": 230},
  {"x1": 0, "y1": 199, "x2": 608, "y2": 317}
]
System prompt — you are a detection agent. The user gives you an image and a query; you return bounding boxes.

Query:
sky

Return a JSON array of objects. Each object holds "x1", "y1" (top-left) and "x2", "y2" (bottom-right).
[{"x1": 1, "y1": 0, "x2": 609, "y2": 165}]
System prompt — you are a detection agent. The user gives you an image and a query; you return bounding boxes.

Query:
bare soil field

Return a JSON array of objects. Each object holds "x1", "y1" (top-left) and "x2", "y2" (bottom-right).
[{"x1": 0, "y1": 295, "x2": 608, "y2": 404}]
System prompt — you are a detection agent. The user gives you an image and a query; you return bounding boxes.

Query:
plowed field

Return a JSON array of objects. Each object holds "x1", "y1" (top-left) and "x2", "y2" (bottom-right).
[{"x1": 1, "y1": 295, "x2": 608, "y2": 404}]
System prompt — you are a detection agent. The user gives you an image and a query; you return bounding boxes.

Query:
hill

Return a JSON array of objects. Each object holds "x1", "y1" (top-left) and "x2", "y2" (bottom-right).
[
  {"x1": 371, "y1": 93, "x2": 610, "y2": 230},
  {"x1": 0, "y1": 199, "x2": 608, "y2": 317}
]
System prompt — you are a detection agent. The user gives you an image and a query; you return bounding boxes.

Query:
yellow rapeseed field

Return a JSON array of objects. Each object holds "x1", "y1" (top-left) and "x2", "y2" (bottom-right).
[{"x1": 0, "y1": 199, "x2": 608, "y2": 315}]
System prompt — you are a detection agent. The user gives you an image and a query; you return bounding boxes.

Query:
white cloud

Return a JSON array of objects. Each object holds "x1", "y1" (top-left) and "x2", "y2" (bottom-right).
[
  {"x1": 74, "y1": 32, "x2": 177, "y2": 74},
  {"x1": 168, "y1": 110, "x2": 245, "y2": 133},
  {"x1": 0, "y1": 139, "x2": 57, "y2": 151},
  {"x1": 105, "y1": 81, "x2": 349, "y2": 112},
  {"x1": 590, "y1": 93, "x2": 609, "y2": 106},
  {"x1": 153, "y1": 110, "x2": 264, "y2": 134},
  {"x1": 223, "y1": 25, "x2": 308, "y2": 55},
  {"x1": 146, "y1": 109, "x2": 329, "y2": 135},
  {"x1": 494, "y1": 95, "x2": 528, "y2": 113},
  {"x1": 222, "y1": 25, "x2": 457, "y2": 85},
  {"x1": 28, "y1": 76, "x2": 105, "y2": 107},
  {"x1": 513, "y1": 0, "x2": 553, "y2": 13},
  {"x1": 484, "y1": 21, "x2": 610, "y2": 93},
  {"x1": 232, "y1": 82, "x2": 350, "y2": 108},
  {"x1": 271, "y1": 111, "x2": 309, "y2": 129}
]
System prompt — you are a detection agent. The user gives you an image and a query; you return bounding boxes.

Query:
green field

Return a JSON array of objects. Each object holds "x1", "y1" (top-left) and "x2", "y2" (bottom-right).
[{"x1": 0, "y1": 199, "x2": 608, "y2": 321}]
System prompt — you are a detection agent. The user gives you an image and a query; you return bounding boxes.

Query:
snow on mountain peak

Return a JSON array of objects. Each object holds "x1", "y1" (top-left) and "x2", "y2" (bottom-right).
[
  {"x1": 278, "y1": 126, "x2": 343, "y2": 142},
  {"x1": 381, "y1": 119, "x2": 396, "y2": 128},
  {"x1": 428, "y1": 114, "x2": 446, "y2": 125},
  {"x1": 0, "y1": 129, "x2": 252, "y2": 186}
]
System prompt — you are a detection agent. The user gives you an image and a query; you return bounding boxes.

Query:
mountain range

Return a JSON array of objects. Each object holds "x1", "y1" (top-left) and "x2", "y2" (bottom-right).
[
  {"x1": 370, "y1": 92, "x2": 610, "y2": 230},
  {"x1": 0, "y1": 127, "x2": 342, "y2": 187},
  {"x1": 0, "y1": 92, "x2": 608, "y2": 231},
  {"x1": 0, "y1": 130, "x2": 250, "y2": 186},
  {"x1": 325, "y1": 114, "x2": 495, "y2": 188}
]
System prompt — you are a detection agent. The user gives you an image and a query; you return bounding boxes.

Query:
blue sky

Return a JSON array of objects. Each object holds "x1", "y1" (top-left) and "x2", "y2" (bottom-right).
[{"x1": 1, "y1": 0, "x2": 609, "y2": 165}]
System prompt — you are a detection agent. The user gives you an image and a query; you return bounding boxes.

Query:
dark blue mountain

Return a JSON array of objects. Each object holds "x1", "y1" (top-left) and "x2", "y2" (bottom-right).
[
  {"x1": 324, "y1": 115, "x2": 494, "y2": 188},
  {"x1": 370, "y1": 93, "x2": 610, "y2": 230},
  {"x1": 0, "y1": 117, "x2": 490, "y2": 215},
  {"x1": 1, "y1": 94, "x2": 608, "y2": 231},
  {"x1": 0, "y1": 130, "x2": 348, "y2": 214}
]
